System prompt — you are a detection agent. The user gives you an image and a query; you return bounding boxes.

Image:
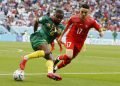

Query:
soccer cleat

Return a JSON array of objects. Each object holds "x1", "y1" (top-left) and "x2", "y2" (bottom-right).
[
  {"x1": 47, "y1": 73, "x2": 62, "y2": 81},
  {"x1": 19, "y1": 58, "x2": 27, "y2": 70}
]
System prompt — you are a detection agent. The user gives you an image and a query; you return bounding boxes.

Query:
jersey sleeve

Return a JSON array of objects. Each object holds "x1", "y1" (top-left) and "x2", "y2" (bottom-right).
[
  {"x1": 67, "y1": 17, "x2": 72, "y2": 28},
  {"x1": 64, "y1": 17, "x2": 72, "y2": 32},
  {"x1": 38, "y1": 16, "x2": 47, "y2": 24},
  {"x1": 58, "y1": 24, "x2": 65, "y2": 30},
  {"x1": 92, "y1": 20, "x2": 101, "y2": 32}
]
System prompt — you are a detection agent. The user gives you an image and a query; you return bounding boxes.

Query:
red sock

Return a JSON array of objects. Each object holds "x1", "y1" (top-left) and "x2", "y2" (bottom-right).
[
  {"x1": 58, "y1": 54, "x2": 70, "y2": 60},
  {"x1": 57, "y1": 61, "x2": 65, "y2": 69},
  {"x1": 57, "y1": 59, "x2": 71, "y2": 69},
  {"x1": 19, "y1": 59, "x2": 27, "y2": 70}
]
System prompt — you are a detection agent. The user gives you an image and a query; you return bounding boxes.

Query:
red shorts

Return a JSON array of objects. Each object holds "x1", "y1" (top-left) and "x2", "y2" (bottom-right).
[{"x1": 65, "y1": 36, "x2": 84, "y2": 58}]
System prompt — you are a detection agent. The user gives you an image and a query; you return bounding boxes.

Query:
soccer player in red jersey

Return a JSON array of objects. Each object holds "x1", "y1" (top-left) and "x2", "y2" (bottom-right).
[{"x1": 53, "y1": 4, "x2": 104, "y2": 72}]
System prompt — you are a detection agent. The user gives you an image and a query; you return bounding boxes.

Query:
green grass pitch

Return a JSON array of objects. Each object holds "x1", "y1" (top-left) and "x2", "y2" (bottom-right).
[{"x1": 0, "y1": 42, "x2": 120, "y2": 86}]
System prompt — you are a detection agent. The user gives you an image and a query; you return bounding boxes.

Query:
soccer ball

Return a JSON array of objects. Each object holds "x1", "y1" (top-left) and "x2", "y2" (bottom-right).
[{"x1": 13, "y1": 69, "x2": 24, "y2": 81}]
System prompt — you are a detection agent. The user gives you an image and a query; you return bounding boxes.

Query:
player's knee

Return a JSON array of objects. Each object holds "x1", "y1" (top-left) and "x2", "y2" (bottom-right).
[
  {"x1": 66, "y1": 50, "x2": 73, "y2": 58},
  {"x1": 66, "y1": 54, "x2": 73, "y2": 59},
  {"x1": 44, "y1": 51, "x2": 54, "y2": 60}
]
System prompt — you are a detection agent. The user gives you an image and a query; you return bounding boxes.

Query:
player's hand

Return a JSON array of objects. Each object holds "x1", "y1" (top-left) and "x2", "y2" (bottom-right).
[
  {"x1": 50, "y1": 46, "x2": 55, "y2": 52},
  {"x1": 99, "y1": 31, "x2": 104, "y2": 37}
]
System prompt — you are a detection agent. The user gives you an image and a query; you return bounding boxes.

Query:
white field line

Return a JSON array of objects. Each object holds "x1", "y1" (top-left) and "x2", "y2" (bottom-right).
[
  {"x1": 0, "y1": 49, "x2": 32, "y2": 53},
  {"x1": 1, "y1": 72, "x2": 120, "y2": 76}
]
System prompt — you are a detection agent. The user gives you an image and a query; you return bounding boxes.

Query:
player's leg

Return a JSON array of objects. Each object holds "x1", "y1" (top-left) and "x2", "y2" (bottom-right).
[
  {"x1": 54, "y1": 54, "x2": 70, "y2": 65},
  {"x1": 20, "y1": 50, "x2": 45, "y2": 70},
  {"x1": 20, "y1": 33, "x2": 47, "y2": 70},
  {"x1": 47, "y1": 62, "x2": 62, "y2": 81},
  {"x1": 54, "y1": 39, "x2": 73, "y2": 66},
  {"x1": 44, "y1": 47, "x2": 62, "y2": 81},
  {"x1": 54, "y1": 43, "x2": 83, "y2": 73},
  {"x1": 20, "y1": 43, "x2": 62, "y2": 81},
  {"x1": 54, "y1": 43, "x2": 83, "y2": 72},
  {"x1": 19, "y1": 43, "x2": 47, "y2": 70},
  {"x1": 54, "y1": 39, "x2": 73, "y2": 70},
  {"x1": 54, "y1": 49, "x2": 73, "y2": 72}
]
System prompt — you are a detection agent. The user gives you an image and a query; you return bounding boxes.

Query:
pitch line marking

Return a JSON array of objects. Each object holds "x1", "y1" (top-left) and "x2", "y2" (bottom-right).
[{"x1": 1, "y1": 72, "x2": 120, "y2": 76}]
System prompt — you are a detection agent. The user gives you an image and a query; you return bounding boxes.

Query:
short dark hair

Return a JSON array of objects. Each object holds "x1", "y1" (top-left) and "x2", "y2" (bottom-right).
[
  {"x1": 81, "y1": 4, "x2": 90, "y2": 9},
  {"x1": 55, "y1": 9, "x2": 64, "y2": 15}
]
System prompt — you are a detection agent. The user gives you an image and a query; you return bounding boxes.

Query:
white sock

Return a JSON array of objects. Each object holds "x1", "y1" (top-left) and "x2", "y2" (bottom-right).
[
  {"x1": 54, "y1": 66, "x2": 58, "y2": 70},
  {"x1": 57, "y1": 56, "x2": 60, "y2": 60}
]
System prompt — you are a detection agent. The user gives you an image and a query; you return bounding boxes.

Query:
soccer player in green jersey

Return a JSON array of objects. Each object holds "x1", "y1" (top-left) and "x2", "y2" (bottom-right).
[{"x1": 19, "y1": 9, "x2": 64, "y2": 81}]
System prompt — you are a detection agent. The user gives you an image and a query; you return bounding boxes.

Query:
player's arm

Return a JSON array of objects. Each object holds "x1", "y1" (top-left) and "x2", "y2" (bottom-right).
[
  {"x1": 58, "y1": 18, "x2": 72, "y2": 42},
  {"x1": 93, "y1": 20, "x2": 104, "y2": 37},
  {"x1": 56, "y1": 36, "x2": 63, "y2": 52},
  {"x1": 34, "y1": 18, "x2": 39, "y2": 32},
  {"x1": 34, "y1": 16, "x2": 46, "y2": 32}
]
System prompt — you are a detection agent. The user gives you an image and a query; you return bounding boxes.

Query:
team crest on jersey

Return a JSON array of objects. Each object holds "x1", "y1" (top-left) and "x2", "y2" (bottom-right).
[{"x1": 46, "y1": 23, "x2": 51, "y2": 27}]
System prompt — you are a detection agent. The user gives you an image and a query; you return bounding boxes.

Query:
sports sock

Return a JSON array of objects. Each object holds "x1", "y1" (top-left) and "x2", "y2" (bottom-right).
[
  {"x1": 19, "y1": 59, "x2": 27, "y2": 70},
  {"x1": 46, "y1": 60, "x2": 54, "y2": 73},
  {"x1": 57, "y1": 59, "x2": 71, "y2": 69},
  {"x1": 58, "y1": 54, "x2": 70, "y2": 60},
  {"x1": 24, "y1": 50, "x2": 45, "y2": 60},
  {"x1": 54, "y1": 66, "x2": 58, "y2": 70},
  {"x1": 57, "y1": 61, "x2": 65, "y2": 69},
  {"x1": 54, "y1": 54, "x2": 70, "y2": 67},
  {"x1": 20, "y1": 50, "x2": 45, "y2": 70}
]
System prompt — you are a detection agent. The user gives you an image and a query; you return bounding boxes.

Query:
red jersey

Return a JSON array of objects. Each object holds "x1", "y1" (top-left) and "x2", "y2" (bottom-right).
[{"x1": 66, "y1": 15, "x2": 101, "y2": 43}]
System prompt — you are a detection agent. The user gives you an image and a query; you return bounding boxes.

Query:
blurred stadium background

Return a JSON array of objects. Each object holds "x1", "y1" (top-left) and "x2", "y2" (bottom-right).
[
  {"x1": 0, "y1": 0, "x2": 120, "y2": 86},
  {"x1": 0, "y1": 0, "x2": 119, "y2": 44}
]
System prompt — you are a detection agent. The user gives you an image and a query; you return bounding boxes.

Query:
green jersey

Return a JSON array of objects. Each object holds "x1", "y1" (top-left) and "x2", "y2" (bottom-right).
[
  {"x1": 38, "y1": 15, "x2": 65, "y2": 43},
  {"x1": 30, "y1": 15, "x2": 65, "y2": 51}
]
